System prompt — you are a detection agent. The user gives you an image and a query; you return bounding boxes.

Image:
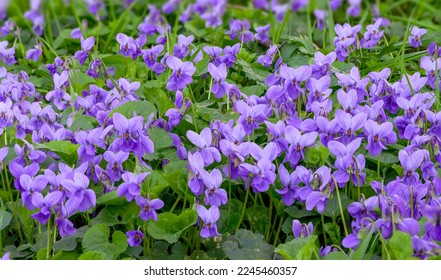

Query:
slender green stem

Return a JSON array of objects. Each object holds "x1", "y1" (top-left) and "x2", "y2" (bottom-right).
[
  {"x1": 377, "y1": 154, "x2": 381, "y2": 178},
  {"x1": 236, "y1": 181, "x2": 251, "y2": 233},
  {"x1": 170, "y1": 194, "x2": 181, "y2": 213},
  {"x1": 306, "y1": 0, "x2": 313, "y2": 44},
  {"x1": 321, "y1": 214, "x2": 328, "y2": 246},
  {"x1": 227, "y1": 155, "x2": 232, "y2": 222},
  {"x1": 333, "y1": 176, "x2": 349, "y2": 236},
  {"x1": 46, "y1": 217, "x2": 52, "y2": 260},
  {"x1": 272, "y1": 215, "x2": 284, "y2": 246},
  {"x1": 189, "y1": 87, "x2": 199, "y2": 133},
  {"x1": 266, "y1": 194, "x2": 273, "y2": 242}
]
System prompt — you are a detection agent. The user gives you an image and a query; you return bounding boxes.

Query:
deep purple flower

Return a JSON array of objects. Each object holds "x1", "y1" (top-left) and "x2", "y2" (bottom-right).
[
  {"x1": 361, "y1": 19, "x2": 384, "y2": 48},
  {"x1": 255, "y1": 24, "x2": 270, "y2": 43},
  {"x1": 399, "y1": 150, "x2": 425, "y2": 186},
  {"x1": 280, "y1": 65, "x2": 312, "y2": 100},
  {"x1": 135, "y1": 196, "x2": 164, "y2": 221},
  {"x1": 347, "y1": 0, "x2": 361, "y2": 17},
  {"x1": 257, "y1": 45, "x2": 278, "y2": 68},
  {"x1": 200, "y1": 169, "x2": 227, "y2": 207},
  {"x1": 62, "y1": 172, "x2": 96, "y2": 213},
  {"x1": 166, "y1": 56, "x2": 196, "y2": 92},
  {"x1": 31, "y1": 191, "x2": 63, "y2": 224},
  {"x1": 103, "y1": 151, "x2": 129, "y2": 182},
  {"x1": 314, "y1": 10, "x2": 327, "y2": 30},
  {"x1": 363, "y1": 120, "x2": 397, "y2": 156},
  {"x1": 197, "y1": 204, "x2": 221, "y2": 238},
  {"x1": 227, "y1": 19, "x2": 254, "y2": 43},
  {"x1": 110, "y1": 113, "x2": 154, "y2": 157},
  {"x1": 284, "y1": 126, "x2": 317, "y2": 167},
  {"x1": 26, "y1": 42, "x2": 42, "y2": 62},
  {"x1": 173, "y1": 34, "x2": 194, "y2": 58},
  {"x1": 290, "y1": 0, "x2": 308, "y2": 11},
  {"x1": 117, "y1": 172, "x2": 149, "y2": 202},
  {"x1": 208, "y1": 63, "x2": 228, "y2": 98},
  {"x1": 204, "y1": 46, "x2": 223, "y2": 66},
  {"x1": 222, "y1": 43, "x2": 240, "y2": 67},
  {"x1": 328, "y1": 138, "x2": 366, "y2": 186},
  {"x1": 126, "y1": 230, "x2": 144, "y2": 247},
  {"x1": 409, "y1": 26, "x2": 426, "y2": 48},
  {"x1": 86, "y1": 58, "x2": 102, "y2": 78},
  {"x1": 292, "y1": 219, "x2": 313, "y2": 238},
  {"x1": 234, "y1": 100, "x2": 269, "y2": 135},
  {"x1": 186, "y1": 127, "x2": 221, "y2": 166},
  {"x1": 20, "y1": 174, "x2": 47, "y2": 210},
  {"x1": 74, "y1": 36, "x2": 95, "y2": 65},
  {"x1": 335, "y1": 110, "x2": 367, "y2": 144}
]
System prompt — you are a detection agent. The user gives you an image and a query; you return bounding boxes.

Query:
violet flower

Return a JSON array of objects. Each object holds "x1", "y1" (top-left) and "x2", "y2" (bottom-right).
[
  {"x1": 31, "y1": 191, "x2": 63, "y2": 224},
  {"x1": 363, "y1": 120, "x2": 397, "y2": 156},
  {"x1": 135, "y1": 195, "x2": 164, "y2": 221},
  {"x1": 117, "y1": 172, "x2": 149, "y2": 202},
  {"x1": 165, "y1": 56, "x2": 196, "y2": 92},
  {"x1": 409, "y1": 26, "x2": 426, "y2": 48},
  {"x1": 197, "y1": 204, "x2": 221, "y2": 238},
  {"x1": 255, "y1": 24, "x2": 270, "y2": 43},
  {"x1": 208, "y1": 63, "x2": 228, "y2": 98},
  {"x1": 292, "y1": 219, "x2": 313, "y2": 238},
  {"x1": 200, "y1": 168, "x2": 227, "y2": 207},
  {"x1": 126, "y1": 230, "x2": 144, "y2": 247},
  {"x1": 186, "y1": 127, "x2": 221, "y2": 166},
  {"x1": 173, "y1": 34, "x2": 194, "y2": 58},
  {"x1": 74, "y1": 36, "x2": 95, "y2": 65},
  {"x1": 26, "y1": 42, "x2": 42, "y2": 62}
]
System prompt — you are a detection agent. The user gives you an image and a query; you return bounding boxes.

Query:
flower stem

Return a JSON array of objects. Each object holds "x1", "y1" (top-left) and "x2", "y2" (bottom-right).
[
  {"x1": 235, "y1": 182, "x2": 250, "y2": 234},
  {"x1": 46, "y1": 217, "x2": 52, "y2": 260},
  {"x1": 377, "y1": 154, "x2": 381, "y2": 178},
  {"x1": 321, "y1": 214, "x2": 328, "y2": 246},
  {"x1": 333, "y1": 176, "x2": 349, "y2": 237}
]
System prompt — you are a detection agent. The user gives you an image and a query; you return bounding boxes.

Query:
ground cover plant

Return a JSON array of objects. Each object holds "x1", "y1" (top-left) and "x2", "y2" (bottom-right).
[{"x1": 0, "y1": 0, "x2": 441, "y2": 260}]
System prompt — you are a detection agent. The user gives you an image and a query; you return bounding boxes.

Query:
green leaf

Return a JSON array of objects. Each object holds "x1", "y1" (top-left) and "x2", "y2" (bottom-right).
[
  {"x1": 236, "y1": 59, "x2": 268, "y2": 84},
  {"x1": 322, "y1": 251, "x2": 349, "y2": 260},
  {"x1": 69, "y1": 115, "x2": 97, "y2": 132},
  {"x1": 304, "y1": 145, "x2": 330, "y2": 168},
  {"x1": 53, "y1": 226, "x2": 88, "y2": 253},
  {"x1": 365, "y1": 152, "x2": 399, "y2": 165},
  {"x1": 0, "y1": 210, "x2": 12, "y2": 231},
  {"x1": 194, "y1": 58, "x2": 210, "y2": 76},
  {"x1": 78, "y1": 251, "x2": 108, "y2": 260},
  {"x1": 8, "y1": 202, "x2": 35, "y2": 243},
  {"x1": 52, "y1": 251, "x2": 80, "y2": 260},
  {"x1": 241, "y1": 85, "x2": 265, "y2": 97},
  {"x1": 146, "y1": 209, "x2": 198, "y2": 244},
  {"x1": 35, "y1": 140, "x2": 79, "y2": 165},
  {"x1": 323, "y1": 192, "x2": 351, "y2": 219},
  {"x1": 218, "y1": 199, "x2": 243, "y2": 233},
  {"x1": 387, "y1": 231, "x2": 414, "y2": 260},
  {"x1": 96, "y1": 191, "x2": 126, "y2": 206},
  {"x1": 69, "y1": 70, "x2": 96, "y2": 93},
  {"x1": 245, "y1": 206, "x2": 269, "y2": 235},
  {"x1": 285, "y1": 206, "x2": 320, "y2": 219},
  {"x1": 82, "y1": 224, "x2": 128, "y2": 260},
  {"x1": 151, "y1": 241, "x2": 187, "y2": 260},
  {"x1": 109, "y1": 100, "x2": 157, "y2": 121},
  {"x1": 275, "y1": 235, "x2": 318, "y2": 260},
  {"x1": 323, "y1": 223, "x2": 341, "y2": 245},
  {"x1": 148, "y1": 127, "x2": 172, "y2": 150},
  {"x1": 36, "y1": 248, "x2": 48, "y2": 260},
  {"x1": 222, "y1": 229, "x2": 275, "y2": 260},
  {"x1": 92, "y1": 204, "x2": 138, "y2": 226},
  {"x1": 349, "y1": 228, "x2": 374, "y2": 260}
]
